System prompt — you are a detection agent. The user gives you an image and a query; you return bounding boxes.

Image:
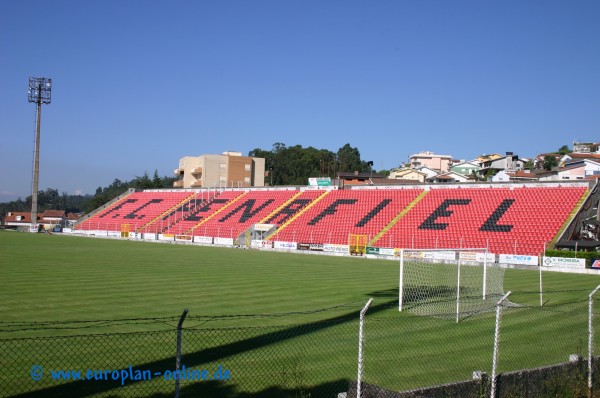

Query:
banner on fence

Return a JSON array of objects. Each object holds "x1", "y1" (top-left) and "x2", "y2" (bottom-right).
[
  {"x1": 542, "y1": 256, "x2": 586, "y2": 269},
  {"x1": 323, "y1": 244, "x2": 349, "y2": 254},
  {"x1": 379, "y1": 248, "x2": 396, "y2": 256},
  {"x1": 404, "y1": 251, "x2": 425, "y2": 259},
  {"x1": 175, "y1": 235, "x2": 193, "y2": 242},
  {"x1": 274, "y1": 241, "x2": 297, "y2": 250},
  {"x1": 432, "y1": 251, "x2": 456, "y2": 261},
  {"x1": 254, "y1": 224, "x2": 275, "y2": 232},
  {"x1": 107, "y1": 231, "x2": 121, "y2": 238},
  {"x1": 158, "y1": 234, "x2": 174, "y2": 241},
  {"x1": 591, "y1": 259, "x2": 600, "y2": 269},
  {"x1": 366, "y1": 247, "x2": 396, "y2": 256},
  {"x1": 307, "y1": 243, "x2": 323, "y2": 251},
  {"x1": 366, "y1": 247, "x2": 379, "y2": 255},
  {"x1": 308, "y1": 177, "x2": 332, "y2": 186},
  {"x1": 499, "y1": 254, "x2": 538, "y2": 266},
  {"x1": 251, "y1": 240, "x2": 273, "y2": 249},
  {"x1": 194, "y1": 236, "x2": 213, "y2": 244},
  {"x1": 214, "y1": 237, "x2": 234, "y2": 246},
  {"x1": 459, "y1": 251, "x2": 495, "y2": 263}
]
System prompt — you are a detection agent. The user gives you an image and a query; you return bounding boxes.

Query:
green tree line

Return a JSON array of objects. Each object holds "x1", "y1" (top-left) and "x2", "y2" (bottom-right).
[
  {"x1": 0, "y1": 170, "x2": 177, "y2": 219},
  {"x1": 249, "y1": 142, "x2": 378, "y2": 185}
]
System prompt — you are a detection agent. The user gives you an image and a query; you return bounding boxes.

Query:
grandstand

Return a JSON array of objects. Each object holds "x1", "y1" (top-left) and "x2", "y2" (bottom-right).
[{"x1": 73, "y1": 182, "x2": 592, "y2": 256}]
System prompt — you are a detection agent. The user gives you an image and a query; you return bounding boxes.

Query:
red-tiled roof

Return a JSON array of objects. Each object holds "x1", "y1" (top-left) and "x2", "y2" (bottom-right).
[
  {"x1": 4, "y1": 210, "x2": 80, "y2": 224},
  {"x1": 569, "y1": 153, "x2": 600, "y2": 160},
  {"x1": 4, "y1": 212, "x2": 34, "y2": 223},
  {"x1": 506, "y1": 171, "x2": 539, "y2": 179},
  {"x1": 42, "y1": 210, "x2": 65, "y2": 218}
]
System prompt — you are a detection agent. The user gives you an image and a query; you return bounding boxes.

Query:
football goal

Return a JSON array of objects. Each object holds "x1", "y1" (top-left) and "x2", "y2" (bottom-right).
[{"x1": 398, "y1": 248, "x2": 507, "y2": 322}]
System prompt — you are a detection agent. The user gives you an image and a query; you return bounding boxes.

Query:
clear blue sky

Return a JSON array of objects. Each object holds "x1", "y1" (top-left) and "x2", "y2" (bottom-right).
[{"x1": 1, "y1": 0, "x2": 599, "y2": 201}]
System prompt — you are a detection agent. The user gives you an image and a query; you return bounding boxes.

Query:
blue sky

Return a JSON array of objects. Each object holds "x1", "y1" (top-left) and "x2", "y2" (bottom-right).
[{"x1": 1, "y1": 1, "x2": 599, "y2": 201}]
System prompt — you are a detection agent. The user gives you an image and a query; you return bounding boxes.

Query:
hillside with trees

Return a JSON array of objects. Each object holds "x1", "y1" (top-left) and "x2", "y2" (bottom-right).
[{"x1": 249, "y1": 142, "x2": 375, "y2": 185}]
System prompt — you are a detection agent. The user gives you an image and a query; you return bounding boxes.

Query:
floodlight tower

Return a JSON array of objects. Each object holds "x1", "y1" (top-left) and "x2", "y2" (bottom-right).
[{"x1": 28, "y1": 77, "x2": 52, "y2": 232}]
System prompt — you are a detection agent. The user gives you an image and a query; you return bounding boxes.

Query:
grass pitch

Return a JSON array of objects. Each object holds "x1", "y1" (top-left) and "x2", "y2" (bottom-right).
[{"x1": 1, "y1": 230, "x2": 600, "y2": 397}]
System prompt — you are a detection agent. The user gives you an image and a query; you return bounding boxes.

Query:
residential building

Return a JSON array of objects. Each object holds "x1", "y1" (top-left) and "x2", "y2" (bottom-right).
[
  {"x1": 478, "y1": 152, "x2": 524, "y2": 179},
  {"x1": 415, "y1": 166, "x2": 440, "y2": 180},
  {"x1": 3, "y1": 210, "x2": 79, "y2": 229},
  {"x1": 174, "y1": 152, "x2": 265, "y2": 188},
  {"x1": 536, "y1": 165, "x2": 582, "y2": 181},
  {"x1": 427, "y1": 171, "x2": 469, "y2": 183},
  {"x1": 388, "y1": 168, "x2": 428, "y2": 183},
  {"x1": 505, "y1": 170, "x2": 539, "y2": 182},
  {"x1": 408, "y1": 151, "x2": 453, "y2": 173},
  {"x1": 450, "y1": 161, "x2": 480, "y2": 178},
  {"x1": 475, "y1": 153, "x2": 503, "y2": 164},
  {"x1": 563, "y1": 153, "x2": 600, "y2": 165},
  {"x1": 573, "y1": 142, "x2": 600, "y2": 154},
  {"x1": 534, "y1": 160, "x2": 600, "y2": 181}
]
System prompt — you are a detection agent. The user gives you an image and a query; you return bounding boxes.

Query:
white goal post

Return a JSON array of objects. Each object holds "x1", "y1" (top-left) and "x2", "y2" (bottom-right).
[{"x1": 399, "y1": 248, "x2": 504, "y2": 322}]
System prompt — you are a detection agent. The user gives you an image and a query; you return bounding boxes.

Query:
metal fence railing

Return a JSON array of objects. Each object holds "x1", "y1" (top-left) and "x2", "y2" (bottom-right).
[
  {"x1": 356, "y1": 286, "x2": 600, "y2": 398},
  {"x1": 0, "y1": 308, "x2": 360, "y2": 398},
  {"x1": 3, "y1": 289, "x2": 600, "y2": 398}
]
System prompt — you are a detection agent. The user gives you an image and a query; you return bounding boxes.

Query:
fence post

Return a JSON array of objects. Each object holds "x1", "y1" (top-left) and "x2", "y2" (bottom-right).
[
  {"x1": 589, "y1": 285, "x2": 600, "y2": 398},
  {"x1": 175, "y1": 308, "x2": 189, "y2": 398},
  {"x1": 357, "y1": 298, "x2": 373, "y2": 398},
  {"x1": 539, "y1": 256, "x2": 543, "y2": 307},
  {"x1": 456, "y1": 254, "x2": 461, "y2": 323},
  {"x1": 490, "y1": 291, "x2": 511, "y2": 398},
  {"x1": 399, "y1": 249, "x2": 404, "y2": 312}
]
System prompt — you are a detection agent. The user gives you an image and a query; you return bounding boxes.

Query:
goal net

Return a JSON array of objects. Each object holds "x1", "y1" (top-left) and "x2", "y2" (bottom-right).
[{"x1": 399, "y1": 248, "x2": 507, "y2": 322}]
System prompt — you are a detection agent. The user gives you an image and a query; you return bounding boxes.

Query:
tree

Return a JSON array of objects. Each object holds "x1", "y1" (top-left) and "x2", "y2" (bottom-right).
[
  {"x1": 524, "y1": 159, "x2": 535, "y2": 171},
  {"x1": 543, "y1": 155, "x2": 558, "y2": 171},
  {"x1": 133, "y1": 172, "x2": 153, "y2": 189},
  {"x1": 337, "y1": 143, "x2": 365, "y2": 173},
  {"x1": 248, "y1": 142, "x2": 354, "y2": 185},
  {"x1": 152, "y1": 170, "x2": 162, "y2": 188},
  {"x1": 557, "y1": 145, "x2": 571, "y2": 155}
]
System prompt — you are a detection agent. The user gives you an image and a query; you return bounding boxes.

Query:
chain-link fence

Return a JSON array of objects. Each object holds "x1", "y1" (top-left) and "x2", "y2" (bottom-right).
[
  {"x1": 4, "y1": 291, "x2": 600, "y2": 398},
  {"x1": 355, "y1": 288, "x2": 600, "y2": 398},
  {"x1": 0, "y1": 307, "x2": 361, "y2": 398}
]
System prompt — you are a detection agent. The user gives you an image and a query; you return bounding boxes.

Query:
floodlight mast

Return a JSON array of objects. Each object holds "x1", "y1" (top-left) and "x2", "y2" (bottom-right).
[{"x1": 28, "y1": 77, "x2": 52, "y2": 232}]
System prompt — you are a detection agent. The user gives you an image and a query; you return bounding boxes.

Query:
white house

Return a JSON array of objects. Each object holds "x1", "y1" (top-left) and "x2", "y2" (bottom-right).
[
  {"x1": 415, "y1": 166, "x2": 440, "y2": 179},
  {"x1": 427, "y1": 171, "x2": 470, "y2": 183}
]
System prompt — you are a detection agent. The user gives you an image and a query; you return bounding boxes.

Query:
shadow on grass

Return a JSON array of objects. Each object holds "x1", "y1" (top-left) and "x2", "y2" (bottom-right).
[{"x1": 8, "y1": 299, "x2": 398, "y2": 398}]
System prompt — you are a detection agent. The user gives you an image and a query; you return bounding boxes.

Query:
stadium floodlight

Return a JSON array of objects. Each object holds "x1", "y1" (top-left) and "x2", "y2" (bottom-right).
[
  {"x1": 28, "y1": 77, "x2": 52, "y2": 104},
  {"x1": 28, "y1": 77, "x2": 52, "y2": 233}
]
